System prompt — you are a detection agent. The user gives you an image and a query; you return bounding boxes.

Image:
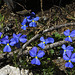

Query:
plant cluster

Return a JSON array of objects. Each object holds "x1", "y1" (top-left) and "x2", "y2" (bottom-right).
[{"x1": 0, "y1": 12, "x2": 75, "y2": 69}]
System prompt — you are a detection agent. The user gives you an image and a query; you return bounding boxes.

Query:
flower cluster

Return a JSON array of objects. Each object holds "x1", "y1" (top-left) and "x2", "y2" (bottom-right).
[
  {"x1": 21, "y1": 12, "x2": 39, "y2": 30},
  {"x1": 61, "y1": 29, "x2": 75, "y2": 68},
  {"x1": 64, "y1": 29, "x2": 75, "y2": 42},
  {"x1": 29, "y1": 36, "x2": 54, "y2": 65},
  {"x1": 38, "y1": 37, "x2": 54, "y2": 49},
  {"x1": 1, "y1": 11, "x2": 75, "y2": 69},
  {"x1": 29, "y1": 47, "x2": 45, "y2": 65},
  {"x1": 0, "y1": 33, "x2": 27, "y2": 52}
]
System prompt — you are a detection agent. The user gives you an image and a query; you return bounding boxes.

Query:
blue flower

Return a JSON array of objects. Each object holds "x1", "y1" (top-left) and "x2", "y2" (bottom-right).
[
  {"x1": 21, "y1": 24, "x2": 28, "y2": 30},
  {"x1": 38, "y1": 37, "x2": 54, "y2": 49},
  {"x1": 0, "y1": 35, "x2": 8, "y2": 44},
  {"x1": 64, "y1": 29, "x2": 75, "y2": 42},
  {"x1": 29, "y1": 17, "x2": 39, "y2": 27},
  {"x1": 60, "y1": 44, "x2": 74, "y2": 55},
  {"x1": 29, "y1": 47, "x2": 45, "y2": 65},
  {"x1": 21, "y1": 16, "x2": 30, "y2": 25},
  {"x1": 3, "y1": 36, "x2": 16, "y2": 52},
  {"x1": 10, "y1": 33, "x2": 27, "y2": 48},
  {"x1": 63, "y1": 52, "x2": 75, "y2": 68}
]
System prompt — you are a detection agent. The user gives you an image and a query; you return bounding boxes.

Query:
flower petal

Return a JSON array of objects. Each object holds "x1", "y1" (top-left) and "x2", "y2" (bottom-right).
[
  {"x1": 71, "y1": 58, "x2": 75, "y2": 62},
  {"x1": 13, "y1": 33, "x2": 18, "y2": 38},
  {"x1": 20, "y1": 35, "x2": 27, "y2": 38},
  {"x1": 29, "y1": 47, "x2": 37, "y2": 57},
  {"x1": 31, "y1": 12, "x2": 35, "y2": 17},
  {"x1": 45, "y1": 37, "x2": 54, "y2": 44},
  {"x1": 71, "y1": 53, "x2": 75, "y2": 59},
  {"x1": 63, "y1": 55, "x2": 69, "y2": 61},
  {"x1": 1, "y1": 40, "x2": 9, "y2": 44},
  {"x1": 37, "y1": 50, "x2": 45, "y2": 58},
  {"x1": 65, "y1": 62, "x2": 69, "y2": 67},
  {"x1": 70, "y1": 30, "x2": 75, "y2": 37},
  {"x1": 34, "y1": 17, "x2": 39, "y2": 21},
  {"x1": 29, "y1": 22, "x2": 37, "y2": 27},
  {"x1": 21, "y1": 21, "x2": 26, "y2": 25},
  {"x1": 21, "y1": 18, "x2": 27, "y2": 25},
  {"x1": 17, "y1": 33, "x2": 21, "y2": 37},
  {"x1": 38, "y1": 42, "x2": 45, "y2": 49},
  {"x1": 40, "y1": 37, "x2": 45, "y2": 42},
  {"x1": 66, "y1": 50, "x2": 72, "y2": 58},
  {"x1": 19, "y1": 37, "x2": 27, "y2": 43},
  {"x1": 10, "y1": 41, "x2": 16, "y2": 46},
  {"x1": 65, "y1": 37, "x2": 72, "y2": 42},
  {"x1": 3, "y1": 45, "x2": 11, "y2": 52},
  {"x1": 69, "y1": 62, "x2": 74, "y2": 68},
  {"x1": 63, "y1": 29, "x2": 70, "y2": 36},
  {"x1": 21, "y1": 26, "x2": 26, "y2": 30},
  {"x1": 65, "y1": 62, "x2": 73, "y2": 68},
  {"x1": 1, "y1": 35, "x2": 9, "y2": 41},
  {"x1": 29, "y1": 22, "x2": 33, "y2": 27},
  {"x1": 67, "y1": 46, "x2": 74, "y2": 51},
  {"x1": 31, "y1": 58, "x2": 41, "y2": 65},
  {"x1": 62, "y1": 44, "x2": 66, "y2": 50}
]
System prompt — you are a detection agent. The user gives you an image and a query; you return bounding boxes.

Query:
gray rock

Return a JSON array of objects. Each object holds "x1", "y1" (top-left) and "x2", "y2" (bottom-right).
[{"x1": 0, "y1": 65, "x2": 33, "y2": 75}]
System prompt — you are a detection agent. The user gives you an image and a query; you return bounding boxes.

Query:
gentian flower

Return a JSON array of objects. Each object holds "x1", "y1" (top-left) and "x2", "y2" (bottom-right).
[
  {"x1": 29, "y1": 16, "x2": 39, "y2": 27},
  {"x1": 10, "y1": 33, "x2": 27, "y2": 45},
  {"x1": 2, "y1": 36, "x2": 16, "y2": 52},
  {"x1": 38, "y1": 37, "x2": 54, "y2": 49},
  {"x1": 21, "y1": 24, "x2": 28, "y2": 30},
  {"x1": 60, "y1": 44, "x2": 74, "y2": 55},
  {"x1": 0, "y1": 35, "x2": 8, "y2": 44},
  {"x1": 21, "y1": 16, "x2": 30, "y2": 25},
  {"x1": 63, "y1": 52, "x2": 75, "y2": 68},
  {"x1": 64, "y1": 29, "x2": 75, "y2": 42},
  {"x1": 29, "y1": 47, "x2": 45, "y2": 65}
]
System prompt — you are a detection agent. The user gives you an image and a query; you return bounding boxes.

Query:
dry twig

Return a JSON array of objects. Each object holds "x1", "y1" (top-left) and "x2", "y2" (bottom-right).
[
  {"x1": 44, "y1": 37, "x2": 75, "y2": 50},
  {"x1": 22, "y1": 22, "x2": 75, "y2": 50},
  {"x1": 0, "y1": 22, "x2": 75, "y2": 66}
]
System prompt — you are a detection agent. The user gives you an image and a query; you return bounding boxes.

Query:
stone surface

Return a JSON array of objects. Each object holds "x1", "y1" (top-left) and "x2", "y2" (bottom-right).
[{"x1": 0, "y1": 65, "x2": 33, "y2": 75}]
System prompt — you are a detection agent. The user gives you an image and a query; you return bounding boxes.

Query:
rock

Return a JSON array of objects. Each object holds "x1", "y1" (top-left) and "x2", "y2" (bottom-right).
[
  {"x1": 0, "y1": 65, "x2": 33, "y2": 75},
  {"x1": 29, "y1": 72, "x2": 33, "y2": 75},
  {"x1": 0, "y1": 65, "x2": 11, "y2": 75},
  {"x1": 9, "y1": 66, "x2": 20, "y2": 75},
  {"x1": 21, "y1": 69, "x2": 25, "y2": 75},
  {"x1": 24, "y1": 69, "x2": 29, "y2": 75}
]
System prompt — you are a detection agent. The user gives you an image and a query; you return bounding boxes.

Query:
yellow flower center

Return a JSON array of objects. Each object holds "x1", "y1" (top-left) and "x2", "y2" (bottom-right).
[
  {"x1": 7, "y1": 43, "x2": 9, "y2": 45},
  {"x1": 64, "y1": 50, "x2": 66, "y2": 52},
  {"x1": 24, "y1": 25, "x2": 26, "y2": 26},
  {"x1": 43, "y1": 42, "x2": 45, "y2": 43},
  {"x1": 32, "y1": 20, "x2": 34, "y2": 22},
  {"x1": 35, "y1": 56, "x2": 38, "y2": 59},
  {"x1": 68, "y1": 36, "x2": 70, "y2": 38},
  {"x1": 25, "y1": 17, "x2": 27, "y2": 19},
  {"x1": 69, "y1": 60, "x2": 71, "y2": 62}
]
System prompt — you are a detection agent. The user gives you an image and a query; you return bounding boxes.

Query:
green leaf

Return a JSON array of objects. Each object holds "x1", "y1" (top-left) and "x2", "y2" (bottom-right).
[
  {"x1": 1, "y1": 23, "x2": 3, "y2": 28},
  {"x1": 50, "y1": 49, "x2": 54, "y2": 55},
  {"x1": 47, "y1": 58, "x2": 51, "y2": 60}
]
